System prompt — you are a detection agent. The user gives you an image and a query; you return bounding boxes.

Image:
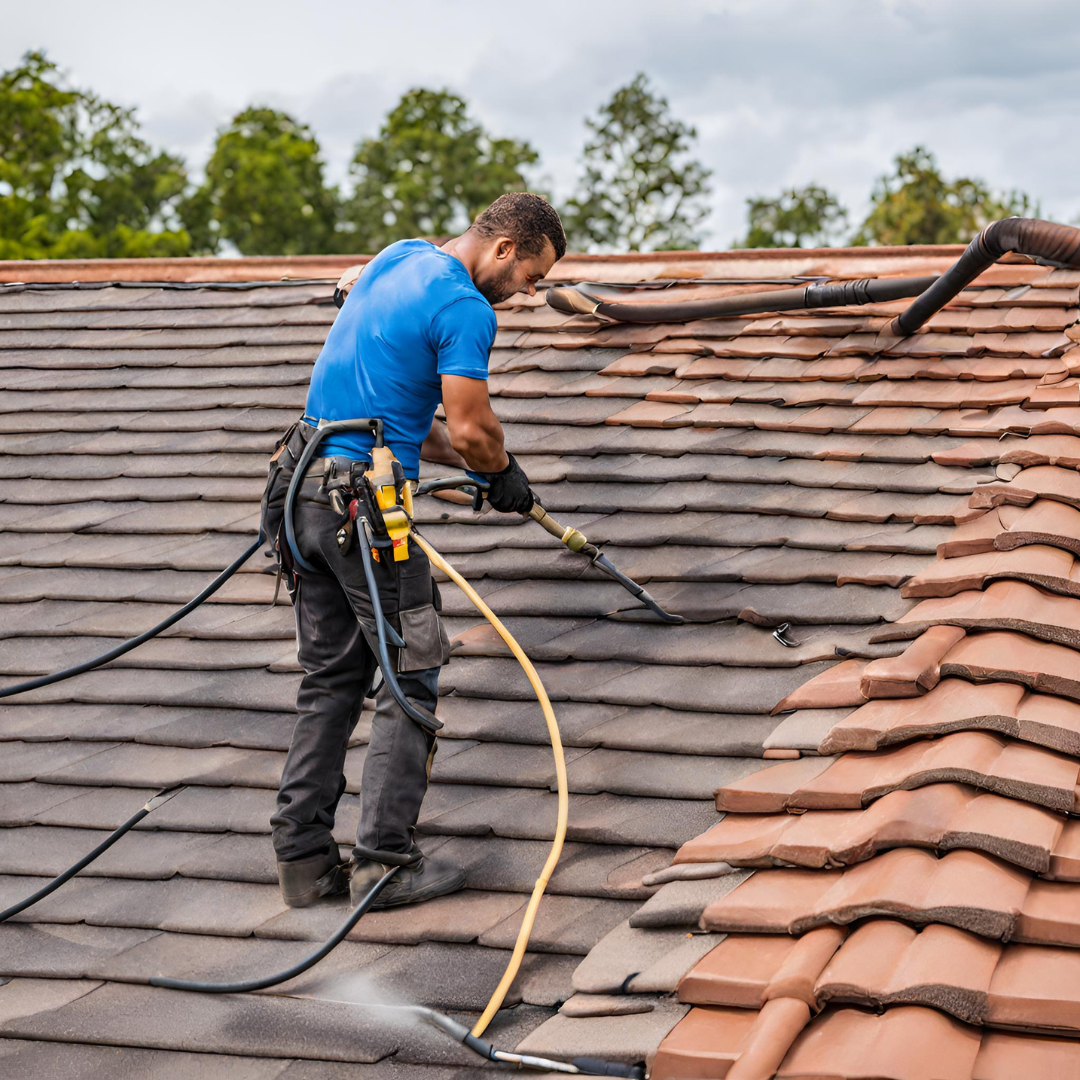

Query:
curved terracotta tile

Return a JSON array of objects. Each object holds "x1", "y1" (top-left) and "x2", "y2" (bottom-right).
[
  {"x1": 815, "y1": 920, "x2": 999, "y2": 1025},
  {"x1": 859, "y1": 624, "x2": 966, "y2": 697},
  {"x1": 901, "y1": 544, "x2": 1075, "y2": 599},
  {"x1": 941, "y1": 630, "x2": 1080, "y2": 705},
  {"x1": 993, "y1": 499, "x2": 1080, "y2": 557},
  {"x1": 677, "y1": 934, "x2": 800, "y2": 1008},
  {"x1": 703, "y1": 849, "x2": 1035, "y2": 941},
  {"x1": 775, "y1": 1006, "x2": 982, "y2": 1080},
  {"x1": 998, "y1": 434, "x2": 1080, "y2": 471},
  {"x1": 764, "y1": 925, "x2": 848, "y2": 1007},
  {"x1": 770, "y1": 659, "x2": 869, "y2": 713},
  {"x1": 714, "y1": 754, "x2": 835, "y2": 813},
  {"x1": 676, "y1": 813, "x2": 792, "y2": 867},
  {"x1": 700, "y1": 868, "x2": 842, "y2": 934},
  {"x1": 1016, "y1": 878, "x2": 1080, "y2": 947},
  {"x1": 896, "y1": 580, "x2": 1080, "y2": 655},
  {"x1": 821, "y1": 672, "x2": 1080, "y2": 761},
  {"x1": 818, "y1": 680, "x2": 1029, "y2": 754},
  {"x1": 725, "y1": 997, "x2": 811, "y2": 1080},
  {"x1": 973, "y1": 1030, "x2": 1080, "y2": 1078},
  {"x1": 648, "y1": 1004, "x2": 766, "y2": 1079},
  {"x1": 719, "y1": 730, "x2": 1080, "y2": 815},
  {"x1": 977, "y1": 466, "x2": 1080, "y2": 512},
  {"x1": 987, "y1": 943, "x2": 1080, "y2": 1033},
  {"x1": 684, "y1": 784, "x2": 1065, "y2": 876}
]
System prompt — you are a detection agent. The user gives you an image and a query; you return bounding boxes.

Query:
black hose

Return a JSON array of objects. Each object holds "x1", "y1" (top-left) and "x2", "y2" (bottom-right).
[
  {"x1": 546, "y1": 275, "x2": 938, "y2": 324},
  {"x1": 0, "y1": 537, "x2": 263, "y2": 700},
  {"x1": 415, "y1": 476, "x2": 484, "y2": 497},
  {"x1": 355, "y1": 519, "x2": 441, "y2": 734},
  {"x1": 892, "y1": 217, "x2": 1080, "y2": 336},
  {"x1": 283, "y1": 417, "x2": 382, "y2": 575},
  {"x1": 149, "y1": 866, "x2": 399, "y2": 993},
  {"x1": 0, "y1": 787, "x2": 184, "y2": 922}
]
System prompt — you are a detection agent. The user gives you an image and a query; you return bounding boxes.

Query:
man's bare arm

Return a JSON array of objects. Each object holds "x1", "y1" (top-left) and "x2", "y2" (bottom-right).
[
  {"x1": 420, "y1": 418, "x2": 467, "y2": 469},
  {"x1": 439, "y1": 374, "x2": 509, "y2": 474}
]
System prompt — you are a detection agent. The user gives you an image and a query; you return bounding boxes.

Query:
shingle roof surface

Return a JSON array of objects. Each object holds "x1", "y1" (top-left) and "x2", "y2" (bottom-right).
[{"x1": 0, "y1": 246, "x2": 1078, "y2": 1076}]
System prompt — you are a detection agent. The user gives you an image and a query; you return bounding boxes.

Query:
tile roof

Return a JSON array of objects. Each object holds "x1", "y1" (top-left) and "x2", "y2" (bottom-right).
[{"x1": 1, "y1": 244, "x2": 1079, "y2": 1076}]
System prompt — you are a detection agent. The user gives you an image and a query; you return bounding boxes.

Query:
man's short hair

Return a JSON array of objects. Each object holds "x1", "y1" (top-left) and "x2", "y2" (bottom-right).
[{"x1": 471, "y1": 192, "x2": 566, "y2": 262}]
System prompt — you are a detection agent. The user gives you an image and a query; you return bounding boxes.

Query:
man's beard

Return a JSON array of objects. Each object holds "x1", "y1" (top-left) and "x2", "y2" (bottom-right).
[{"x1": 476, "y1": 262, "x2": 517, "y2": 305}]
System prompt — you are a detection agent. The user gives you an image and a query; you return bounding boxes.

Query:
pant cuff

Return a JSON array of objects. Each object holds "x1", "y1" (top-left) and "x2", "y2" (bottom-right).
[{"x1": 352, "y1": 842, "x2": 423, "y2": 867}]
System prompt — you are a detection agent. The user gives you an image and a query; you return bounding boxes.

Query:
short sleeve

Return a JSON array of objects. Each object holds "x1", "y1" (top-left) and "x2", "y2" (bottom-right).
[{"x1": 430, "y1": 297, "x2": 496, "y2": 380}]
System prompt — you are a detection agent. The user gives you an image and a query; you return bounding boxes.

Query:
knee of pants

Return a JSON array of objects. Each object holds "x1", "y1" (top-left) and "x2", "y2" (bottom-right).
[{"x1": 385, "y1": 665, "x2": 440, "y2": 712}]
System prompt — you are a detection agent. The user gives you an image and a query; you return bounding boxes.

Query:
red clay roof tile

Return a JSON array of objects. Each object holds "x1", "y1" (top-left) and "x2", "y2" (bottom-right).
[
  {"x1": 702, "y1": 849, "x2": 1035, "y2": 940},
  {"x1": 859, "y1": 624, "x2": 966, "y2": 697},
  {"x1": 771, "y1": 659, "x2": 869, "y2": 712},
  {"x1": 682, "y1": 784, "x2": 1067, "y2": 876},
  {"x1": 717, "y1": 729, "x2": 1080, "y2": 814},
  {"x1": 815, "y1": 920, "x2": 999, "y2": 1023},
  {"x1": 940, "y1": 629, "x2": 1080, "y2": 704}
]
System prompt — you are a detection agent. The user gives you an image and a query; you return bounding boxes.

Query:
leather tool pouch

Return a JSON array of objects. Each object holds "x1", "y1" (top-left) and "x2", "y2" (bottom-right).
[
  {"x1": 397, "y1": 604, "x2": 451, "y2": 672},
  {"x1": 394, "y1": 552, "x2": 450, "y2": 672}
]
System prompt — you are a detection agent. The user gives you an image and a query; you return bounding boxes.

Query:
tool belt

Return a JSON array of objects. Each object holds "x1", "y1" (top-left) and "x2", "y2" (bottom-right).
[
  {"x1": 319, "y1": 445, "x2": 415, "y2": 563},
  {"x1": 261, "y1": 417, "x2": 415, "y2": 581}
]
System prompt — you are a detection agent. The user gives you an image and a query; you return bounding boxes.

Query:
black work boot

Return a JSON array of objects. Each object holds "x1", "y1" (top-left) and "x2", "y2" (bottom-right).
[
  {"x1": 277, "y1": 845, "x2": 348, "y2": 908},
  {"x1": 350, "y1": 854, "x2": 466, "y2": 910}
]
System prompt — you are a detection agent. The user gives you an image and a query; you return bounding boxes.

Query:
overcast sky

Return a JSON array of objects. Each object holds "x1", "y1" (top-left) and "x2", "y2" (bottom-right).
[{"x1": 5, "y1": 0, "x2": 1079, "y2": 248}]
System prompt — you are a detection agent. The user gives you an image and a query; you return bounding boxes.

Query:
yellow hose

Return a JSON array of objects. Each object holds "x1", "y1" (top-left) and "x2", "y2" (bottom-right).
[{"x1": 410, "y1": 530, "x2": 569, "y2": 1039}]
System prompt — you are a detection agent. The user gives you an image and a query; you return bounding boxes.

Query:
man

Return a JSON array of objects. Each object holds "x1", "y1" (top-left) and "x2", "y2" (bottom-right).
[{"x1": 264, "y1": 193, "x2": 566, "y2": 911}]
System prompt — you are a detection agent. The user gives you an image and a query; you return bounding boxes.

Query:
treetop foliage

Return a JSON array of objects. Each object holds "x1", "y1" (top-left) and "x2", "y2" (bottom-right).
[
  {"x1": 345, "y1": 88, "x2": 538, "y2": 252},
  {"x1": 736, "y1": 147, "x2": 1039, "y2": 249},
  {"x1": 735, "y1": 185, "x2": 848, "y2": 249},
  {"x1": 562, "y1": 73, "x2": 712, "y2": 253},
  {"x1": 0, "y1": 53, "x2": 1049, "y2": 260},
  {"x1": 852, "y1": 146, "x2": 1038, "y2": 246},
  {"x1": 0, "y1": 51, "x2": 192, "y2": 259},
  {"x1": 192, "y1": 106, "x2": 340, "y2": 256}
]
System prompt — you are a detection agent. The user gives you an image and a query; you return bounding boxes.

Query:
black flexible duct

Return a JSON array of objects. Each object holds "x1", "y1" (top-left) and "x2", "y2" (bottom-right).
[
  {"x1": 0, "y1": 787, "x2": 184, "y2": 922},
  {"x1": 149, "y1": 866, "x2": 399, "y2": 993},
  {"x1": 546, "y1": 275, "x2": 938, "y2": 324},
  {"x1": 0, "y1": 537, "x2": 263, "y2": 700},
  {"x1": 892, "y1": 217, "x2": 1080, "y2": 336}
]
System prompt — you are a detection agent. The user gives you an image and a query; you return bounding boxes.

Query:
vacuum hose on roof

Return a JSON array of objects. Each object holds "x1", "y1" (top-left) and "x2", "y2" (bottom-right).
[
  {"x1": 545, "y1": 274, "x2": 938, "y2": 324},
  {"x1": 890, "y1": 217, "x2": 1080, "y2": 336},
  {"x1": 0, "y1": 536, "x2": 264, "y2": 700}
]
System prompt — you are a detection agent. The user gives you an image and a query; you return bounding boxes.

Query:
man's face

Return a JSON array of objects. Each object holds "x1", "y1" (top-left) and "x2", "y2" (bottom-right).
[{"x1": 474, "y1": 236, "x2": 557, "y2": 305}]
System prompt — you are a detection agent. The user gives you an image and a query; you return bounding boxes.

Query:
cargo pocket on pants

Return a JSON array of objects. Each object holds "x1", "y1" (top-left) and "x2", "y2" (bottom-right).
[{"x1": 397, "y1": 604, "x2": 451, "y2": 672}]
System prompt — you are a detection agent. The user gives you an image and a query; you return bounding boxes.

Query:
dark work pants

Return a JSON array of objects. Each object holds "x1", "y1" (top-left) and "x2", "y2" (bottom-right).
[{"x1": 266, "y1": 461, "x2": 449, "y2": 866}]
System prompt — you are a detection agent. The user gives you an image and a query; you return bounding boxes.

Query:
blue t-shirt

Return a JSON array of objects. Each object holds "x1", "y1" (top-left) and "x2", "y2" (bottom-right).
[{"x1": 305, "y1": 239, "x2": 496, "y2": 478}]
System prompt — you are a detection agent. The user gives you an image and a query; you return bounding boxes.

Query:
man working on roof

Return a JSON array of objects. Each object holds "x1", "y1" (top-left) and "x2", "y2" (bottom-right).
[{"x1": 263, "y1": 193, "x2": 566, "y2": 911}]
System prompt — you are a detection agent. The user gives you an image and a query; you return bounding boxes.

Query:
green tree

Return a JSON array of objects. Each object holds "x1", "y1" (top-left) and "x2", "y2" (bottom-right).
[
  {"x1": 854, "y1": 146, "x2": 1037, "y2": 246},
  {"x1": 0, "y1": 51, "x2": 193, "y2": 259},
  {"x1": 192, "y1": 107, "x2": 340, "y2": 256},
  {"x1": 735, "y1": 184, "x2": 848, "y2": 248},
  {"x1": 562, "y1": 74, "x2": 712, "y2": 252},
  {"x1": 344, "y1": 88, "x2": 538, "y2": 251}
]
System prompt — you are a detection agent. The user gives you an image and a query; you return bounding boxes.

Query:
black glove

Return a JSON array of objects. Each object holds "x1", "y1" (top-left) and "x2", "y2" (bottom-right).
[{"x1": 480, "y1": 453, "x2": 535, "y2": 513}]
